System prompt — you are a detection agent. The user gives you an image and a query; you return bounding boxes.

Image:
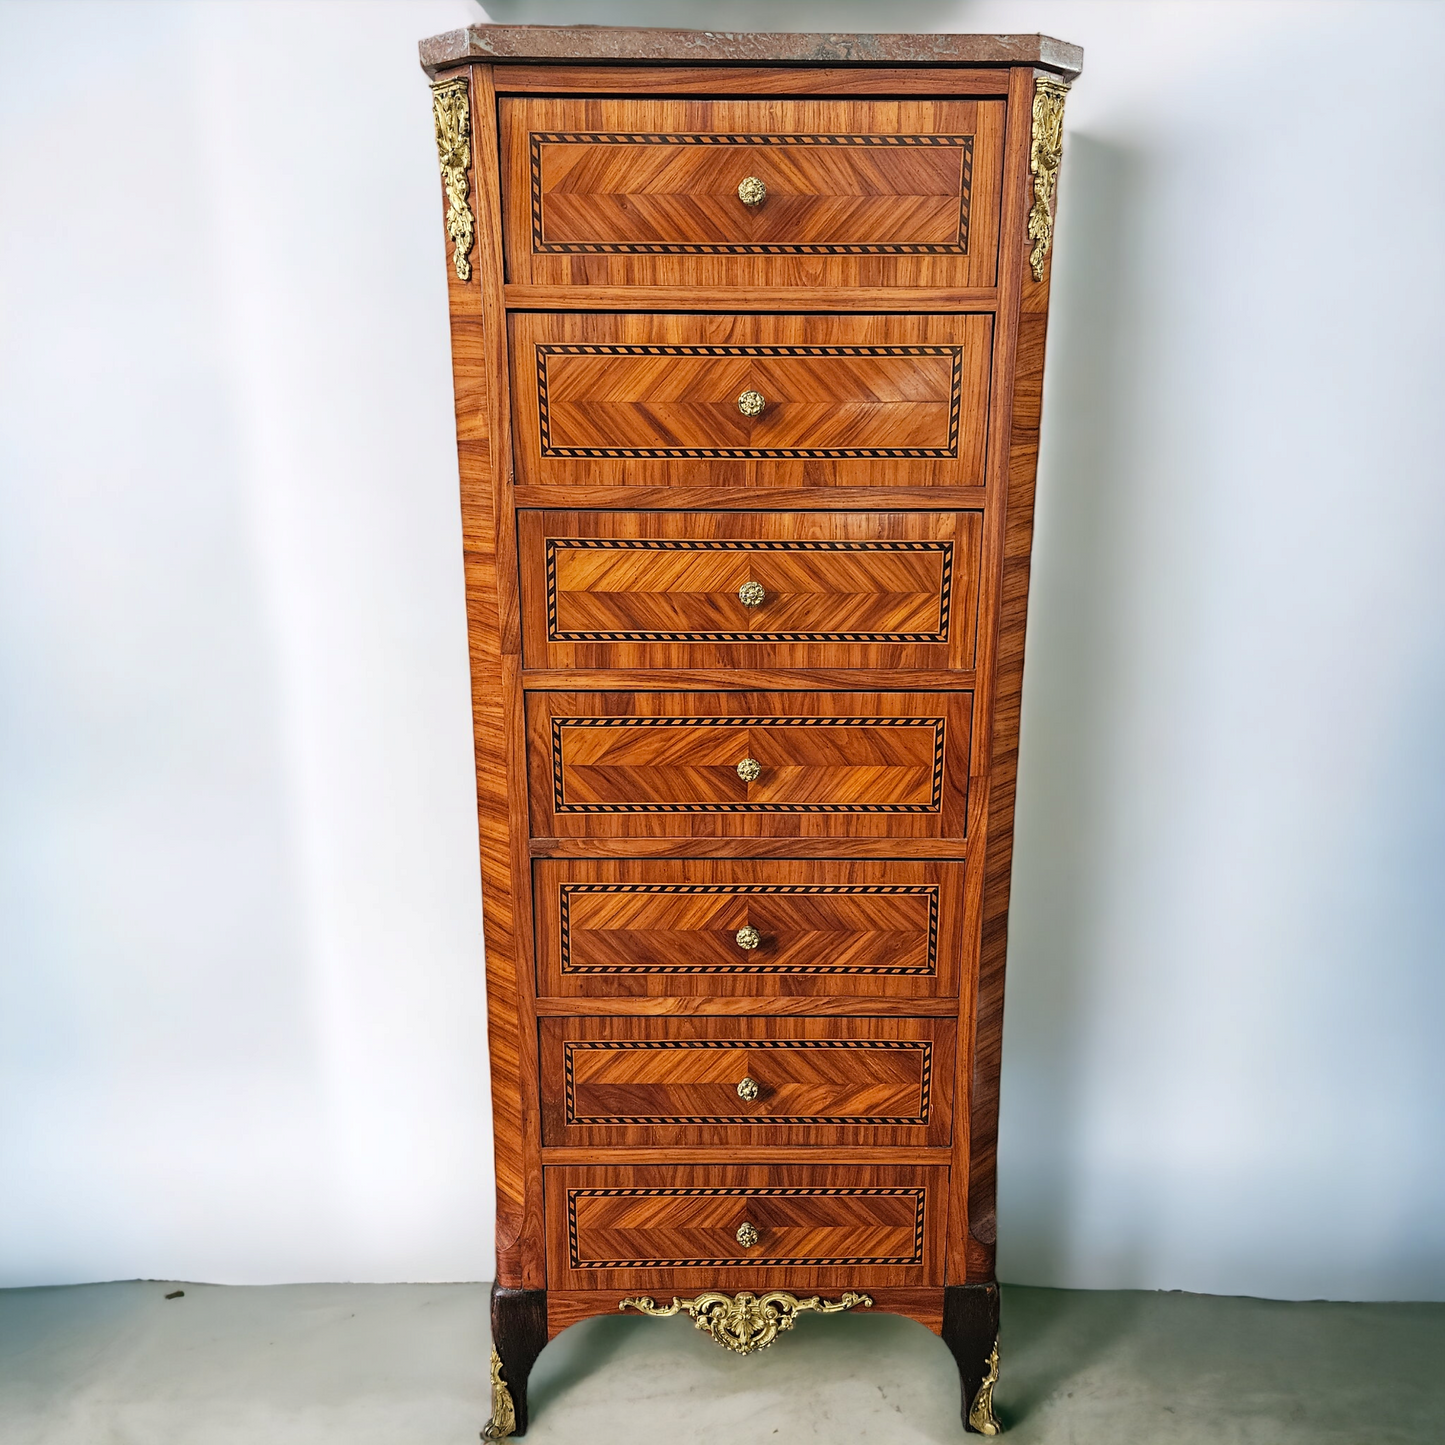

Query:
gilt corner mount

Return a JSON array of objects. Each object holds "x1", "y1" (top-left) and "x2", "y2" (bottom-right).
[
  {"x1": 1028, "y1": 77, "x2": 1070, "y2": 282},
  {"x1": 967, "y1": 1340, "x2": 1002, "y2": 1435},
  {"x1": 480, "y1": 1346, "x2": 517, "y2": 1440},
  {"x1": 430, "y1": 77, "x2": 475, "y2": 283}
]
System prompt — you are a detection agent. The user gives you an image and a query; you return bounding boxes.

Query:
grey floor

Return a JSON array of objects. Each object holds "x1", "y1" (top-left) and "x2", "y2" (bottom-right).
[{"x1": 1, "y1": 1280, "x2": 1441, "y2": 1443}]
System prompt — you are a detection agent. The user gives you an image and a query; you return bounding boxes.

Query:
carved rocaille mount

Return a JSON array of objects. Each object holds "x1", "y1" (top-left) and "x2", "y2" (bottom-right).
[
  {"x1": 620, "y1": 1289, "x2": 873, "y2": 1355},
  {"x1": 945, "y1": 1283, "x2": 1003, "y2": 1435},
  {"x1": 1027, "y1": 77, "x2": 1069, "y2": 281},
  {"x1": 487, "y1": 1287, "x2": 546, "y2": 1440},
  {"x1": 968, "y1": 1341, "x2": 1002, "y2": 1435},
  {"x1": 430, "y1": 78, "x2": 475, "y2": 282},
  {"x1": 480, "y1": 1347, "x2": 516, "y2": 1440}
]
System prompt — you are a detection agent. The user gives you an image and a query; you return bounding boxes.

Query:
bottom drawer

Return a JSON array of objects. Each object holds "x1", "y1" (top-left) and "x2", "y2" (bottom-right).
[{"x1": 545, "y1": 1163, "x2": 948, "y2": 1291}]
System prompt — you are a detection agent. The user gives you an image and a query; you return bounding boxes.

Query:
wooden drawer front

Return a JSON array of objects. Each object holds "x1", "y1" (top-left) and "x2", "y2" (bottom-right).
[
  {"x1": 527, "y1": 691, "x2": 972, "y2": 839},
  {"x1": 547, "y1": 1164, "x2": 947, "y2": 1290},
  {"x1": 509, "y1": 313, "x2": 992, "y2": 490},
  {"x1": 540, "y1": 1016, "x2": 953, "y2": 1148},
  {"x1": 501, "y1": 98, "x2": 1004, "y2": 289},
  {"x1": 534, "y1": 859, "x2": 964, "y2": 1000},
  {"x1": 519, "y1": 510, "x2": 981, "y2": 671}
]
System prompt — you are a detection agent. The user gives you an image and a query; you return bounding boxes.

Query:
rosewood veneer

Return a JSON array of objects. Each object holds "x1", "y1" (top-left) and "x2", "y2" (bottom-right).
[{"x1": 420, "y1": 24, "x2": 1080, "y2": 1438}]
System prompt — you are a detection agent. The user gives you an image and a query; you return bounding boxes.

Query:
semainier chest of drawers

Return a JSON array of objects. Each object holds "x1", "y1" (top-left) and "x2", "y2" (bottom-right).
[{"x1": 419, "y1": 24, "x2": 1081, "y2": 1438}]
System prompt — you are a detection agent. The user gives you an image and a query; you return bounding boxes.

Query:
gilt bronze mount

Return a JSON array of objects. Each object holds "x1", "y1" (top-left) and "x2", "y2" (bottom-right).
[
  {"x1": 620, "y1": 1289, "x2": 873, "y2": 1355},
  {"x1": 480, "y1": 1346, "x2": 517, "y2": 1440}
]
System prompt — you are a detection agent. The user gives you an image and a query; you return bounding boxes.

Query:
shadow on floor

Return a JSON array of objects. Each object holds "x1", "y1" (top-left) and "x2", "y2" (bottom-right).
[
  {"x1": 527, "y1": 1312, "x2": 647, "y2": 1418},
  {"x1": 3, "y1": 1279, "x2": 1442, "y2": 1443},
  {"x1": 999, "y1": 1284, "x2": 1149, "y2": 1430}
]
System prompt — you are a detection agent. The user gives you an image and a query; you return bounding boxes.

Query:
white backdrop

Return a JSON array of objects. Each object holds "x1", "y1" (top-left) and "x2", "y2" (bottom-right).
[{"x1": 1, "y1": 0, "x2": 1442, "y2": 1299}]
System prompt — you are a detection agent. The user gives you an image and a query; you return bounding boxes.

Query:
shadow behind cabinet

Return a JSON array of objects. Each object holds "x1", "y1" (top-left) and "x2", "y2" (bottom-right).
[{"x1": 419, "y1": 25, "x2": 1081, "y2": 1438}]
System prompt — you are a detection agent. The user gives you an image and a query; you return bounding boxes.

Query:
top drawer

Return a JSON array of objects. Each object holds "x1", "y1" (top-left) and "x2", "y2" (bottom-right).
[{"x1": 501, "y1": 97, "x2": 1005, "y2": 289}]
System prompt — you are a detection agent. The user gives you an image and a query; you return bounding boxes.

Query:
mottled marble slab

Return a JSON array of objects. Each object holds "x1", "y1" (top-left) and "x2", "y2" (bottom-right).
[{"x1": 420, "y1": 26, "x2": 1082, "y2": 79}]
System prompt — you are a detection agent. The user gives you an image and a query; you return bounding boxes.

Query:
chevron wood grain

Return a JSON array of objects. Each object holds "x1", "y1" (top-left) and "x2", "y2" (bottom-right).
[
  {"x1": 508, "y1": 312, "x2": 993, "y2": 490},
  {"x1": 532, "y1": 858, "x2": 965, "y2": 1001},
  {"x1": 539, "y1": 343, "x2": 959, "y2": 456},
  {"x1": 527, "y1": 690, "x2": 972, "y2": 838},
  {"x1": 546, "y1": 1162, "x2": 947, "y2": 1290},
  {"x1": 501, "y1": 97, "x2": 1005, "y2": 289},
  {"x1": 534, "y1": 134, "x2": 973, "y2": 252},
  {"x1": 540, "y1": 1015, "x2": 954, "y2": 1148},
  {"x1": 518, "y1": 509, "x2": 981, "y2": 672}
]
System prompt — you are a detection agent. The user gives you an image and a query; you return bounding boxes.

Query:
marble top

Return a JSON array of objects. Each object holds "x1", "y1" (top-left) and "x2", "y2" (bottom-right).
[{"x1": 419, "y1": 26, "x2": 1083, "y2": 80}]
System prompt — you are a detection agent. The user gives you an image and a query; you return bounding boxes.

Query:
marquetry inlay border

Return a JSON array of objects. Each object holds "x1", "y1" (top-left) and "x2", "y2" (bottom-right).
[
  {"x1": 549, "y1": 716, "x2": 947, "y2": 814},
  {"x1": 556, "y1": 882, "x2": 941, "y2": 976},
  {"x1": 530, "y1": 131, "x2": 975, "y2": 255},
  {"x1": 534, "y1": 344, "x2": 964, "y2": 459},
  {"x1": 566, "y1": 1186, "x2": 927, "y2": 1269},
  {"x1": 562, "y1": 1039, "x2": 933, "y2": 1125},
  {"x1": 544, "y1": 538, "x2": 954, "y2": 644}
]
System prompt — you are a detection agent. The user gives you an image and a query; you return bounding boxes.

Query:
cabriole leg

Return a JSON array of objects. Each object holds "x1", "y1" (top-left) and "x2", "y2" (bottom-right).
[
  {"x1": 483, "y1": 1286, "x2": 546, "y2": 1439},
  {"x1": 943, "y1": 1283, "x2": 1002, "y2": 1435}
]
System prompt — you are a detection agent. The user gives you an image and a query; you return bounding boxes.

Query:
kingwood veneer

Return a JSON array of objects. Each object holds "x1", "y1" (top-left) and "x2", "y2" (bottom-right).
[
  {"x1": 518, "y1": 508, "x2": 984, "y2": 671},
  {"x1": 502, "y1": 96, "x2": 1007, "y2": 289},
  {"x1": 422, "y1": 23, "x2": 1080, "y2": 1438},
  {"x1": 509, "y1": 311, "x2": 994, "y2": 490},
  {"x1": 531, "y1": 857, "x2": 967, "y2": 1001},
  {"x1": 539, "y1": 1014, "x2": 956, "y2": 1149},
  {"x1": 527, "y1": 689, "x2": 974, "y2": 839}
]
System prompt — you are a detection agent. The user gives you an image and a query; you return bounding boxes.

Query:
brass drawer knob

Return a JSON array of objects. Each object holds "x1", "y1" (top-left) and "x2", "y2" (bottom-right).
[
  {"x1": 736, "y1": 1221, "x2": 760, "y2": 1248},
  {"x1": 736, "y1": 757, "x2": 761, "y2": 783},
  {"x1": 737, "y1": 389, "x2": 766, "y2": 418},
  {"x1": 738, "y1": 580, "x2": 766, "y2": 608},
  {"x1": 736, "y1": 1075, "x2": 760, "y2": 1101},
  {"x1": 735, "y1": 926, "x2": 762, "y2": 951},
  {"x1": 737, "y1": 175, "x2": 767, "y2": 207}
]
